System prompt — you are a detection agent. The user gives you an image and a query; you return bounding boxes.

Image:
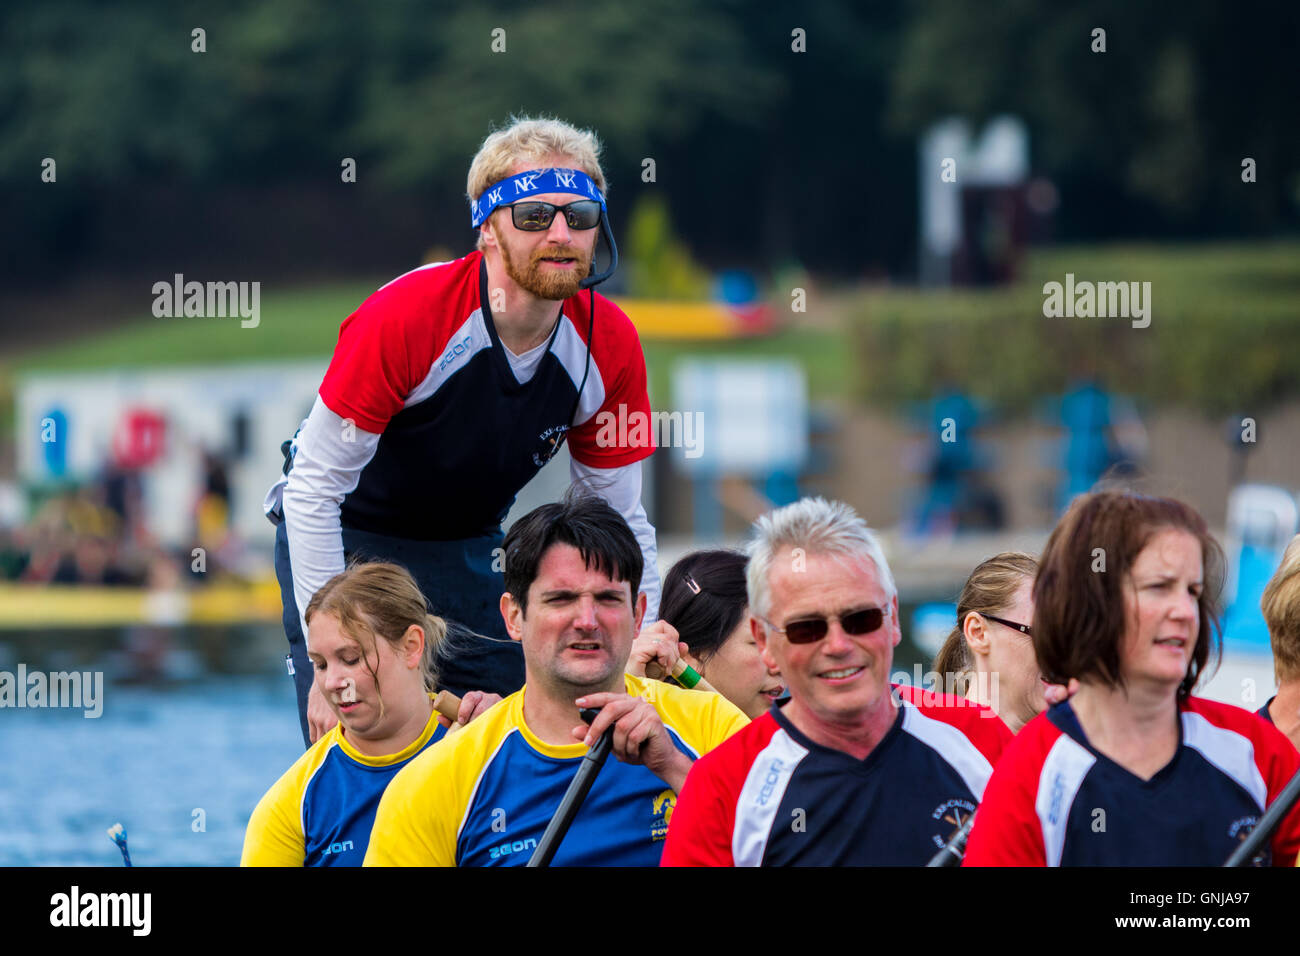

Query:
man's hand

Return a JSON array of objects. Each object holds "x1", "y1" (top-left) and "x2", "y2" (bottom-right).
[
  {"x1": 1044, "y1": 678, "x2": 1080, "y2": 707},
  {"x1": 434, "y1": 689, "x2": 503, "y2": 731},
  {"x1": 307, "y1": 682, "x2": 339, "y2": 743},
  {"x1": 627, "y1": 621, "x2": 688, "y2": 681},
  {"x1": 455, "y1": 690, "x2": 502, "y2": 726},
  {"x1": 572, "y1": 691, "x2": 693, "y2": 793}
]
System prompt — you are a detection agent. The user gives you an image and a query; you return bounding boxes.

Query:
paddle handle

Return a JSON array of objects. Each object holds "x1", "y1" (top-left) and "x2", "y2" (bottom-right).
[{"x1": 433, "y1": 690, "x2": 464, "y2": 735}]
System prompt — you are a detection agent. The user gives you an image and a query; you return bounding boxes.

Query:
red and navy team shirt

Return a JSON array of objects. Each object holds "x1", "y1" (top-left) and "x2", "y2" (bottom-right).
[
  {"x1": 317, "y1": 251, "x2": 653, "y2": 540},
  {"x1": 660, "y1": 685, "x2": 1013, "y2": 866},
  {"x1": 963, "y1": 696, "x2": 1300, "y2": 867}
]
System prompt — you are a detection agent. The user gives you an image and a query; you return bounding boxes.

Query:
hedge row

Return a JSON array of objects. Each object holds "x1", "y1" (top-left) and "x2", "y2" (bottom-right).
[{"x1": 846, "y1": 242, "x2": 1300, "y2": 415}]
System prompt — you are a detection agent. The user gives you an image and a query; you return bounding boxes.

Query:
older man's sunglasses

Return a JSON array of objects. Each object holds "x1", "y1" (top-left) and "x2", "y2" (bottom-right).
[
  {"x1": 763, "y1": 605, "x2": 891, "y2": 644},
  {"x1": 502, "y1": 200, "x2": 602, "y2": 231}
]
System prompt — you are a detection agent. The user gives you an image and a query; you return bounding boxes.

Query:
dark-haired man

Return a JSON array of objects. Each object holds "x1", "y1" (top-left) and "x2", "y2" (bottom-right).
[{"x1": 364, "y1": 493, "x2": 748, "y2": 866}]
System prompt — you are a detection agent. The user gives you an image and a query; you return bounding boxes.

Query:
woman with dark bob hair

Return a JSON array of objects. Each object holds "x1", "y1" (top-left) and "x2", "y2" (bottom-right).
[
  {"x1": 965, "y1": 490, "x2": 1300, "y2": 866},
  {"x1": 627, "y1": 549, "x2": 784, "y2": 719}
]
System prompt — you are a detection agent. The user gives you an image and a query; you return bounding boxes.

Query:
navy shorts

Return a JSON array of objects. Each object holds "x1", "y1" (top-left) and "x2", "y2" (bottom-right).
[{"x1": 274, "y1": 520, "x2": 525, "y2": 748}]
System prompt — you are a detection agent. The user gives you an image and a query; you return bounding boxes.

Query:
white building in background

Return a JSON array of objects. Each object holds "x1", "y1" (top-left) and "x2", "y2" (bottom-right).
[
  {"x1": 12, "y1": 361, "x2": 640, "y2": 571},
  {"x1": 15, "y1": 362, "x2": 326, "y2": 561},
  {"x1": 919, "y1": 115, "x2": 1032, "y2": 287}
]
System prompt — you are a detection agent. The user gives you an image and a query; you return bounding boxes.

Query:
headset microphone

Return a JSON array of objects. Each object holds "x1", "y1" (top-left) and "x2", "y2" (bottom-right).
[{"x1": 579, "y1": 211, "x2": 619, "y2": 290}]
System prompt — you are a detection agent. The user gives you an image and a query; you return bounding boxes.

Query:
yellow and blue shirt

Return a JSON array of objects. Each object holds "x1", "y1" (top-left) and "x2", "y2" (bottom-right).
[
  {"x1": 241, "y1": 703, "x2": 446, "y2": 866},
  {"x1": 363, "y1": 674, "x2": 749, "y2": 866}
]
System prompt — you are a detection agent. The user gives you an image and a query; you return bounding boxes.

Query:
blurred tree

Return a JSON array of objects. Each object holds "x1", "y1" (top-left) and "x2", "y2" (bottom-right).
[
  {"x1": 1, "y1": 0, "x2": 1295, "y2": 289},
  {"x1": 889, "y1": 0, "x2": 1300, "y2": 235},
  {"x1": 625, "y1": 194, "x2": 711, "y2": 299}
]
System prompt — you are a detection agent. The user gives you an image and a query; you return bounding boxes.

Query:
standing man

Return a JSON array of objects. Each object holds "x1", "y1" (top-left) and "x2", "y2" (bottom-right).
[
  {"x1": 661, "y1": 497, "x2": 1011, "y2": 866},
  {"x1": 363, "y1": 492, "x2": 748, "y2": 867},
  {"x1": 265, "y1": 117, "x2": 661, "y2": 747}
]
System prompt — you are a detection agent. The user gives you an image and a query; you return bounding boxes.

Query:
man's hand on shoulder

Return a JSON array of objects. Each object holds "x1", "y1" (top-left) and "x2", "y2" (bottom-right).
[
  {"x1": 572, "y1": 691, "x2": 693, "y2": 793},
  {"x1": 436, "y1": 690, "x2": 503, "y2": 731},
  {"x1": 308, "y1": 683, "x2": 338, "y2": 742}
]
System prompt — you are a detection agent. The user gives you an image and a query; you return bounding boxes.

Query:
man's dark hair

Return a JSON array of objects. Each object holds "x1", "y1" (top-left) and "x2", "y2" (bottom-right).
[
  {"x1": 1034, "y1": 490, "x2": 1223, "y2": 698},
  {"x1": 660, "y1": 550, "x2": 749, "y2": 662},
  {"x1": 503, "y1": 487, "x2": 642, "y2": 615}
]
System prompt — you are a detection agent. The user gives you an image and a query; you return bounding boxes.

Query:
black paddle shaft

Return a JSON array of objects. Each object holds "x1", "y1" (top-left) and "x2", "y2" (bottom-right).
[
  {"x1": 1224, "y1": 766, "x2": 1300, "y2": 867},
  {"x1": 527, "y1": 708, "x2": 615, "y2": 867}
]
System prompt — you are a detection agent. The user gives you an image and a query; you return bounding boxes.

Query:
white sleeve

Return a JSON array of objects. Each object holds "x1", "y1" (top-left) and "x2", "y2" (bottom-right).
[
  {"x1": 568, "y1": 457, "x2": 661, "y2": 624},
  {"x1": 280, "y1": 396, "x2": 382, "y2": 643}
]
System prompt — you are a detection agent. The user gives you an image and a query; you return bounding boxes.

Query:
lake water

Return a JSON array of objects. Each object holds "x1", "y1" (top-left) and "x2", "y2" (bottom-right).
[{"x1": 0, "y1": 675, "x2": 303, "y2": 866}]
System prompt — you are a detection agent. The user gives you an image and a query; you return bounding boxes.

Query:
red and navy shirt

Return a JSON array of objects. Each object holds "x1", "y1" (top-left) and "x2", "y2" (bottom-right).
[
  {"x1": 660, "y1": 685, "x2": 1012, "y2": 866},
  {"x1": 963, "y1": 696, "x2": 1300, "y2": 867},
  {"x1": 317, "y1": 252, "x2": 653, "y2": 540}
]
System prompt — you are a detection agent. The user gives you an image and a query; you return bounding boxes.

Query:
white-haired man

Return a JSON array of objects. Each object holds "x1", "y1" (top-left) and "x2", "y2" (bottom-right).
[
  {"x1": 662, "y1": 497, "x2": 1012, "y2": 866},
  {"x1": 265, "y1": 116, "x2": 660, "y2": 747}
]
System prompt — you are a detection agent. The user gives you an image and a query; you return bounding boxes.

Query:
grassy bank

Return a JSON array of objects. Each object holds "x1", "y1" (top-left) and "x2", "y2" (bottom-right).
[{"x1": 7, "y1": 241, "x2": 1298, "y2": 417}]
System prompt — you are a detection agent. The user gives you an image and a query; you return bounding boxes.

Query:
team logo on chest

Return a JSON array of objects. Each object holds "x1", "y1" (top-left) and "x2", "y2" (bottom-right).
[
  {"x1": 1227, "y1": 815, "x2": 1269, "y2": 866},
  {"x1": 533, "y1": 423, "x2": 570, "y2": 467},
  {"x1": 651, "y1": 789, "x2": 677, "y2": 842},
  {"x1": 930, "y1": 797, "x2": 977, "y2": 849}
]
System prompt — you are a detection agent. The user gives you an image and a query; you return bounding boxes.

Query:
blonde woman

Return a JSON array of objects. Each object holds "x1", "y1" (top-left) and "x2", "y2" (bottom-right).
[
  {"x1": 933, "y1": 553, "x2": 1041, "y2": 732},
  {"x1": 1260, "y1": 534, "x2": 1300, "y2": 751},
  {"x1": 242, "y1": 563, "x2": 495, "y2": 866}
]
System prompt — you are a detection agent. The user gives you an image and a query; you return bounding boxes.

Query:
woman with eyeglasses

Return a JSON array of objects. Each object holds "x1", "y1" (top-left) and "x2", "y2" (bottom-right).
[
  {"x1": 628, "y1": 550, "x2": 785, "y2": 719},
  {"x1": 933, "y1": 553, "x2": 1042, "y2": 733},
  {"x1": 964, "y1": 491, "x2": 1300, "y2": 866}
]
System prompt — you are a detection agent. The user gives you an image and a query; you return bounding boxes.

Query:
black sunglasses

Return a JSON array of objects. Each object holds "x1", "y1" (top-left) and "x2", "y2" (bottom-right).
[
  {"x1": 501, "y1": 200, "x2": 602, "y2": 231},
  {"x1": 981, "y1": 613, "x2": 1032, "y2": 637},
  {"x1": 762, "y1": 606, "x2": 891, "y2": 645}
]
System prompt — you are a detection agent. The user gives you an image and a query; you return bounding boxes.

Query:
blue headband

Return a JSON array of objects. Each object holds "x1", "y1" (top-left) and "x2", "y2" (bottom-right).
[{"x1": 470, "y1": 167, "x2": 605, "y2": 228}]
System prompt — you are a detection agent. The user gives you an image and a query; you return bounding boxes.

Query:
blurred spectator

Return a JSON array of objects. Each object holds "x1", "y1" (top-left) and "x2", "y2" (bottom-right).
[
  {"x1": 1058, "y1": 379, "x2": 1147, "y2": 510},
  {"x1": 0, "y1": 465, "x2": 241, "y2": 586},
  {"x1": 913, "y1": 388, "x2": 1003, "y2": 533}
]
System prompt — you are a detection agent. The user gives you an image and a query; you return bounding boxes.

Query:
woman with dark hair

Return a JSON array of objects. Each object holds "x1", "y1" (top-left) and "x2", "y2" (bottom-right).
[
  {"x1": 965, "y1": 490, "x2": 1300, "y2": 866},
  {"x1": 628, "y1": 550, "x2": 784, "y2": 719},
  {"x1": 932, "y1": 552, "x2": 1040, "y2": 732}
]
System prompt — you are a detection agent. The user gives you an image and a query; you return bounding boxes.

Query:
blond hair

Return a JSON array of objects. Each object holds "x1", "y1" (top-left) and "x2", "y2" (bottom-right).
[
  {"x1": 304, "y1": 563, "x2": 447, "y2": 717},
  {"x1": 933, "y1": 552, "x2": 1038, "y2": 697},
  {"x1": 1261, "y1": 535, "x2": 1300, "y2": 682},
  {"x1": 747, "y1": 497, "x2": 895, "y2": 620},
  {"x1": 467, "y1": 115, "x2": 608, "y2": 252}
]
